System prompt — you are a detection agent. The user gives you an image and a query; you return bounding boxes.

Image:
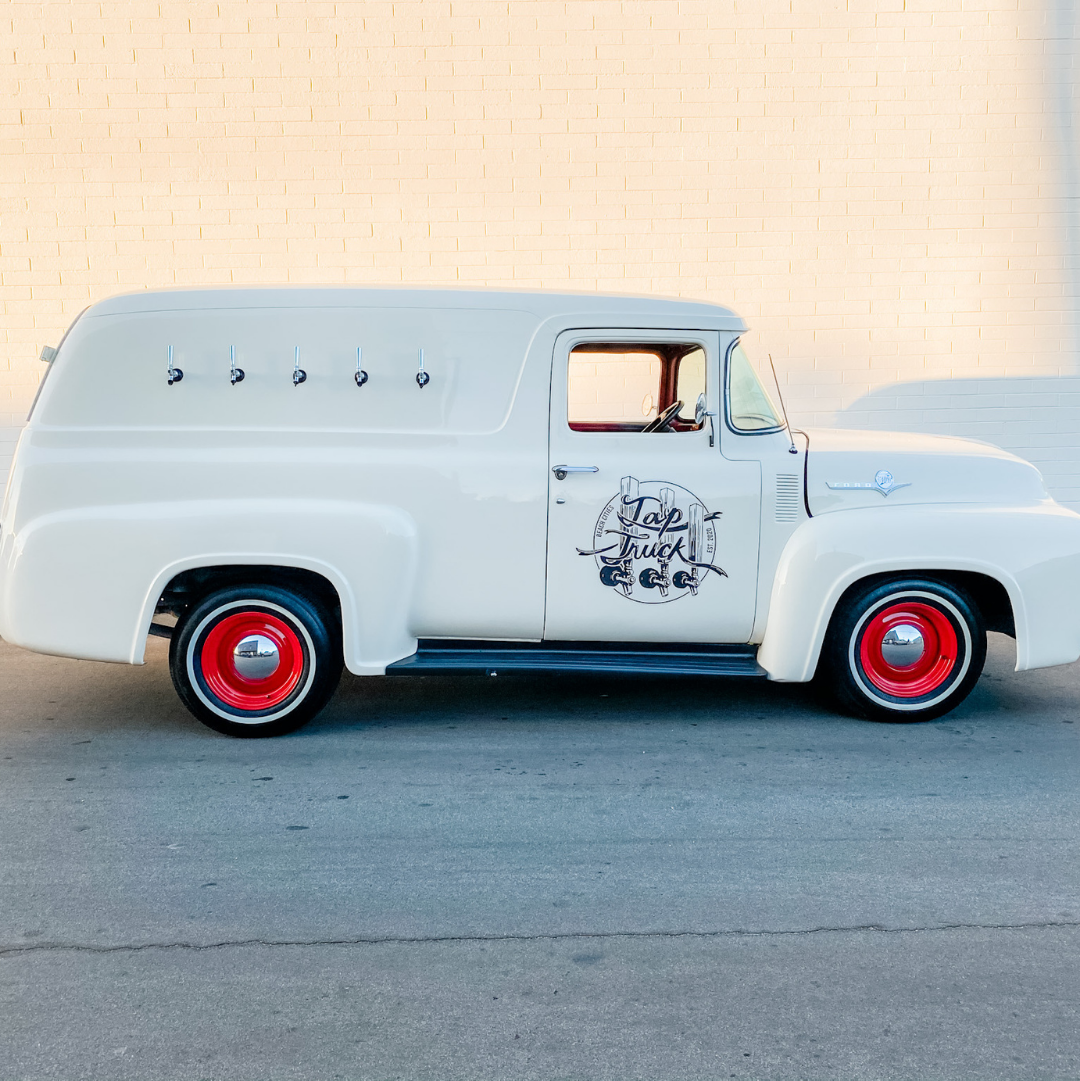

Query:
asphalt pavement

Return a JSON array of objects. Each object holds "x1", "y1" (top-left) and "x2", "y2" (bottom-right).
[{"x1": 1, "y1": 632, "x2": 1079, "y2": 1080}]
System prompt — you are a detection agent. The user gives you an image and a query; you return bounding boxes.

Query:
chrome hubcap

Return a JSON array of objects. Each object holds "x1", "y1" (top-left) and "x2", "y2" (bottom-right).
[
  {"x1": 232, "y1": 635, "x2": 281, "y2": 680},
  {"x1": 880, "y1": 623, "x2": 925, "y2": 667}
]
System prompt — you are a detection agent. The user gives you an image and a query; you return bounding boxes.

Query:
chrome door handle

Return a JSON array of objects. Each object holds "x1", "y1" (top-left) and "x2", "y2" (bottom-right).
[{"x1": 552, "y1": 464, "x2": 599, "y2": 481}]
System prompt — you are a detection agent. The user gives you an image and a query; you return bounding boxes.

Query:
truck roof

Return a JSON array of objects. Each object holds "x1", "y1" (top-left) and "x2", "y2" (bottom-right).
[{"x1": 87, "y1": 286, "x2": 746, "y2": 330}]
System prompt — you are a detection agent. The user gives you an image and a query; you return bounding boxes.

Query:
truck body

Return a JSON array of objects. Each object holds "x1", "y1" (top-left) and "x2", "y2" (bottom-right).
[{"x1": 3, "y1": 287, "x2": 1078, "y2": 735}]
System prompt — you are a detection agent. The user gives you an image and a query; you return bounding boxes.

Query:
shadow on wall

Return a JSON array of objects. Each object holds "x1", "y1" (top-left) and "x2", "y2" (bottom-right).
[
  {"x1": 836, "y1": 376, "x2": 1080, "y2": 510},
  {"x1": 836, "y1": 0, "x2": 1080, "y2": 508},
  {"x1": 1051, "y1": 0, "x2": 1080, "y2": 319}
]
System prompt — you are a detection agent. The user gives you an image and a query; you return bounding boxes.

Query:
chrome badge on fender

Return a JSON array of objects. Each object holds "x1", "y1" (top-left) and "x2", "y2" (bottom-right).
[{"x1": 827, "y1": 469, "x2": 912, "y2": 497}]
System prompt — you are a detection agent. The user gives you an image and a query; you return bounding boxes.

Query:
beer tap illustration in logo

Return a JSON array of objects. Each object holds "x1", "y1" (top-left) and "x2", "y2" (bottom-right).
[{"x1": 577, "y1": 476, "x2": 726, "y2": 603}]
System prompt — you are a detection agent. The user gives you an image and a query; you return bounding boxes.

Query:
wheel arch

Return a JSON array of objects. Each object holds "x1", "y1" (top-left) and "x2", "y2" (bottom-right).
[
  {"x1": 139, "y1": 556, "x2": 353, "y2": 667},
  {"x1": 157, "y1": 563, "x2": 344, "y2": 626},
  {"x1": 831, "y1": 569, "x2": 1014, "y2": 639},
  {"x1": 139, "y1": 544, "x2": 421, "y2": 678}
]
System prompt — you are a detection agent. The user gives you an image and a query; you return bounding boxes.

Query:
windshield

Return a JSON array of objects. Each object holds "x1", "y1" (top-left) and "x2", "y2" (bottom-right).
[{"x1": 726, "y1": 340, "x2": 784, "y2": 432}]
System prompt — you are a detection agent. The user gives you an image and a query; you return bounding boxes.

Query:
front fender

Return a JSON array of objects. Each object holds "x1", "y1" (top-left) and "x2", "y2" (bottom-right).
[
  {"x1": 0, "y1": 498, "x2": 418, "y2": 674},
  {"x1": 757, "y1": 503, "x2": 1080, "y2": 682}
]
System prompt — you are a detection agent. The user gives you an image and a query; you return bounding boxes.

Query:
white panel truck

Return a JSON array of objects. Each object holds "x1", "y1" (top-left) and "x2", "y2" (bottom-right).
[{"x1": 3, "y1": 288, "x2": 1079, "y2": 736}]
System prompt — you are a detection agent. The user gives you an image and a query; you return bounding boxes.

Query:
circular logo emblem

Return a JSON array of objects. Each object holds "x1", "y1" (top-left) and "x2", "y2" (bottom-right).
[
  {"x1": 874, "y1": 469, "x2": 893, "y2": 490},
  {"x1": 578, "y1": 476, "x2": 726, "y2": 603}
]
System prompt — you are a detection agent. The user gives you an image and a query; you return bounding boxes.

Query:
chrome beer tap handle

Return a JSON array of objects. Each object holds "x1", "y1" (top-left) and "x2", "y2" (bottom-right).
[
  {"x1": 292, "y1": 346, "x2": 307, "y2": 386},
  {"x1": 354, "y1": 346, "x2": 368, "y2": 387},
  {"x1": 230, "y1": 345, "x2": 245, "y2": 385},
  {"x1": 416, "y1": 347, "x2": 430, "y2": 389},
  {"x1": 167, "y1": 344, "x2": 183, "y2": 386}
]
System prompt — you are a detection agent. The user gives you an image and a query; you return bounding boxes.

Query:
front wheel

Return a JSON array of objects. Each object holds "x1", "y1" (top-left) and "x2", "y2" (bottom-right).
[
  {"x1": 170, "y1": 585, "x2": 343, "y2": 737},
  {"x1": 817, "y1": 578, "x2": 986, "y2": 722}
]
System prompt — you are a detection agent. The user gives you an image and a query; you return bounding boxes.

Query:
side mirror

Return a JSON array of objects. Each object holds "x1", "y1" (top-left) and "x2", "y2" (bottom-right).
[{"x1": 695, "y1": 393, "x2": 707, "y2": 426}]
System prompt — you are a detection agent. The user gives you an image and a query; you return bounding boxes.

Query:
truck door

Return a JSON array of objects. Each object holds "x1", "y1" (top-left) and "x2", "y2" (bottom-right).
[{"x1": 544, "y1": 330, "x2": 761, "y2": 643}]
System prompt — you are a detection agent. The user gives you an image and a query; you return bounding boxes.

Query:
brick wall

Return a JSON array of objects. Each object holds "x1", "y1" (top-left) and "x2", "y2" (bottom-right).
[{"x1": 3, "y1": 1, "x2": 1078, "y2": 499}]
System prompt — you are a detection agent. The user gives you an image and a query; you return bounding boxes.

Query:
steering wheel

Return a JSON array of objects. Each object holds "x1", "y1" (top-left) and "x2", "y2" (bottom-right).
[{"x1": 642, "y1": 400, "x2": 683, "y2": 433}]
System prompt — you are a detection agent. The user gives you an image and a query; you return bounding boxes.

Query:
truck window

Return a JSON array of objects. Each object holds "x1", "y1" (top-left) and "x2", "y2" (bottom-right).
[
  {"x1": 726, "y1": 340, "x2": 783, "y2": 432},
  {"x1": 673, "y1": 347, "x2": 706, "y2": 426},
  {"x1": 567, "y1": 343, "x2": 706, "y2": 433}
]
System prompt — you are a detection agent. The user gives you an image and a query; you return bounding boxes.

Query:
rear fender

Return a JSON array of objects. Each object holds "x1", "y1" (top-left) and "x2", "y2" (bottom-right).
[{"x1": 0, "y1": 498, "x2": 418, "y2": 674}]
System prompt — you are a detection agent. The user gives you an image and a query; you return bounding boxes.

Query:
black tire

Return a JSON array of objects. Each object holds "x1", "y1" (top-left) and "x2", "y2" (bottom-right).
[
  {"x1": 169, "y1": 584, "x2": 343, "y2": 737},
  {"x1": 817, "y1": 577, "x2": 986, "y2": 722}
]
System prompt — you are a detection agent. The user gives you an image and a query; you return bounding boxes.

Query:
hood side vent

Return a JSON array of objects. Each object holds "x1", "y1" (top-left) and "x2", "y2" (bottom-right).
[{"x1": 775, "y1": 474, "x2": 801, "y2": 521}]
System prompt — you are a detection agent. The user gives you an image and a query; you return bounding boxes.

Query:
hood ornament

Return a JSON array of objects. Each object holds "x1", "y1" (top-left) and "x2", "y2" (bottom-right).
[{"x1": 827, "y1": 469, "x2": 911, "y2": 497}]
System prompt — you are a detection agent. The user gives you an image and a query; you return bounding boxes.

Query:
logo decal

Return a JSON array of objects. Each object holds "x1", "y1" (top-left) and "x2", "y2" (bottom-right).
[
  {"x1": 826, "y1": 469, "x2": 911, "y2": 497},
  {"x1": 577, "y1": 476, "x2": 726, "y2": 603}
]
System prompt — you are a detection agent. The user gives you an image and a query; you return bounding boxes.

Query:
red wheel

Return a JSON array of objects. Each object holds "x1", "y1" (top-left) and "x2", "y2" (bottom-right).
[
  {"x1": 170, "y1": 584, "x2": 342, "y2": 737},
  {"x1": 819, "y1": 578, "x2": 986, "y2": 722},
  {"x1": 857, "y1": 601, "x2": 959, "y2": 698},
  {"x1": 199, "y1": 610, "x2": 305, "y2": 711}
]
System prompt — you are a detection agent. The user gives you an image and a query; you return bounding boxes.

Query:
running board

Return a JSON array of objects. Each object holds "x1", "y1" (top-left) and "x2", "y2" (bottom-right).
[{"x1": 386, "y1": 640, "x2": 766, "y2": 678}]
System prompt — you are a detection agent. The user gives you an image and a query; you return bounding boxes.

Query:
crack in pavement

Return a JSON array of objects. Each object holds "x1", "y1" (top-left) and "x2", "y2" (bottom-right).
[{"x1": 2, "y1": 919, "x2": 1079, "y2": 957}]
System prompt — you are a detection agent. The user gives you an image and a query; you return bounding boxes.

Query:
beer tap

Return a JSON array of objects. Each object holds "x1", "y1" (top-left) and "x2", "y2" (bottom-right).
[
  {"x1": 167, "y1": 345, "x2": 183, "y2": 386},
  {"x1": 230, "y1": 345, "x2": 245, "y2": 385}
]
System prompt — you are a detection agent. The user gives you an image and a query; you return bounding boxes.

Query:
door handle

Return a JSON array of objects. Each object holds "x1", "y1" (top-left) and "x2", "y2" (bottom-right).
[
  {"x1": 705, "y1": 411, "x2": 718, "y2": 448},
  {"x1": 552, "y1": 464, "x2": 599, "y2": 481}
]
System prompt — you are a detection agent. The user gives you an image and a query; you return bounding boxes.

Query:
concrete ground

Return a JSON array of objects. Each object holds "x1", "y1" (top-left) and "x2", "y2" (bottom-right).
[{"x1": 1, "y1": 632, "x2": 1079, "y2": 1080}]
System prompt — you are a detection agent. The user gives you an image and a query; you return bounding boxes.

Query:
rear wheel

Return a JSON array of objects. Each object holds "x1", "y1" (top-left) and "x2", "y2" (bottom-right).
[
  {"x1": 818, "y1": 577, "x2": 986, "y2": 722},
  {"x1": 170, "y1": 584, "x2": 342, "y2": 737}
]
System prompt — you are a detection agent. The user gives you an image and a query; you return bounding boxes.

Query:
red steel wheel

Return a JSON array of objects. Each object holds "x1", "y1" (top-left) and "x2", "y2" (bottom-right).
[
  {"x1": 818, "y1": 578, "x2": 987, "y2": 722},
  {"x1": 199, "y1": 610, "x2": 305, "y2": 711},
  {"x1": 857, "y1": 601, "x2": 959, "y2": 699},
  {"x1": 170, "y1": 584, "x2": 343, "y2": 738}
]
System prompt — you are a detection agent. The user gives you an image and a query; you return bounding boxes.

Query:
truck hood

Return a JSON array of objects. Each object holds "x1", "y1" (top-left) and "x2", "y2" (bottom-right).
[{"x1": 804, "y1": 428, "x2": 1048, "y2": 515}]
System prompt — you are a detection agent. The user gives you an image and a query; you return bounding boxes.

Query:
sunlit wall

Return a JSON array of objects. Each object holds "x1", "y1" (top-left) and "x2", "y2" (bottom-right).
[{"x1": 3, "y1": 1, "x2": 1078, "y2": 497}]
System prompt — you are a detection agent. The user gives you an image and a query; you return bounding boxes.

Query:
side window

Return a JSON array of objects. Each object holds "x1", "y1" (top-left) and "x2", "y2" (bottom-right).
[
  {"x1": 567, "y1": 342, "x2": 706, "y2": 433},
  {"x1": 673, "y1": 347, "x2": 706, "y2": 426}
]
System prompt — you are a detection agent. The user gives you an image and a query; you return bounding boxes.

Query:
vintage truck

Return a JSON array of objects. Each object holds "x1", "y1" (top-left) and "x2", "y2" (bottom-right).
[{"x1": 2, "y1": 287, "x2": 1079, "y2": 737}]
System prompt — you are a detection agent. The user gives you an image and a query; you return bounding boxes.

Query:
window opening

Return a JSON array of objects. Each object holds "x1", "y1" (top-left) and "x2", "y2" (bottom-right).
[
  {"x1": 726, "y1": 340, "x2": 784, "y2": 432},
  {"x1": 567, "y1": 342, "x2": 707, "y2": 433}
]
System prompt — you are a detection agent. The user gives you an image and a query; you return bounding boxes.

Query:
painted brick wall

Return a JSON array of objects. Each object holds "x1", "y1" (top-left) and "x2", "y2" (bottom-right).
[{"x1": 3, "y1": 1, "x2": 1078, "y2": 498}]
